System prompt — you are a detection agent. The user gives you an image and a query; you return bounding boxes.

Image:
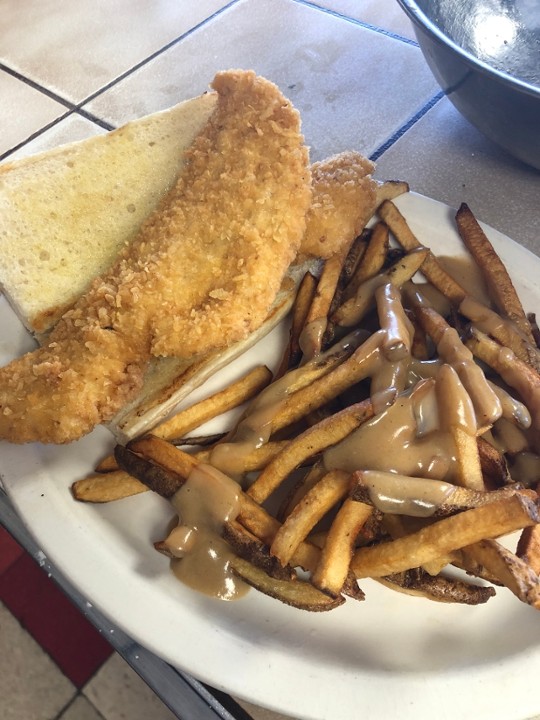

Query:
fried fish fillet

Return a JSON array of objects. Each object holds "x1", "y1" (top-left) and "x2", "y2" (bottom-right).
[
  {"x1": 301, "y1": 151, "x2": 377, "y2": 259},
  {"x1": 0, "y1": 70, "x2": 311, "y2": 444}
]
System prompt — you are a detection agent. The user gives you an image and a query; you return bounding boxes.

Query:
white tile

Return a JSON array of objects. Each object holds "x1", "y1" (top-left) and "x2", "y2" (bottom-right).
[
  {"x1": 83, "y1": 653, "x2": 177, "y2": 720},
  {"x1": 0, "y1": 0, "x2": 231, "y2": 103},
  {"x1": 85, "y1": 0, "x2": 441, "y2": 161},
  {"x1": 310, "y1": 0, "x2": 417, "y2": 40},
  {"x1": 5, "y1": 114, "x2": 106, "y2": 162},
  {"x1": 0, "y1": 70, "x2": 67, "y2": 157},
  {"x1": 58, "y1": 695, "x2": 105, "y2": 720},
  {"x1": 374, "y1": 96, "x2": 540, "y2": 255},
  {"x1": 0, "y1": 602, "x2": 76, "y2": 720}
]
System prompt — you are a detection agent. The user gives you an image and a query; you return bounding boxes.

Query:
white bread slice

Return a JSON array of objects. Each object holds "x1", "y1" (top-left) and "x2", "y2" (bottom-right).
[{"x1": 0, "y1": 92, "x2": 217, "y2": 335}]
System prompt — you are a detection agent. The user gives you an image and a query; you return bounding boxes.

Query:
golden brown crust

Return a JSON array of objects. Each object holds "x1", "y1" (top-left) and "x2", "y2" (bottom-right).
[
  {"x1": 0, "y1": 70, "x2": 311, "y2": 444},
  {"x1": 301, "y1": 151, "x2": 377, "y2": 259}
]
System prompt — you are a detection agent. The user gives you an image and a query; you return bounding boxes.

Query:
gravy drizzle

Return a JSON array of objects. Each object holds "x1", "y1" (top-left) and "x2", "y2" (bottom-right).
[
  {"x1": 324, "y1": 379, "x2": 458, "y2": 482},
  {"x1": 210, "y1": 330, "x2": 366, "y2": 478},
  {"x1": 163, "y1": 270, "x2": 540, "y2": 598},
  {"x1": 164, "y1": 463, "x2": 248, "y2": 600},
  {"x1": 358, "y1": 469, "x2": 454, "y2": 517}
]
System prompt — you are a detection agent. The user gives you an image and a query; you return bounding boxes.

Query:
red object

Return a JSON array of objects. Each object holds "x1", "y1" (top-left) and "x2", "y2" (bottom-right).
[
  {"x1": 0, "y1": 548, "x2": 113, "y2": 687},
  {"x1": 0, "y1": 526, "x2": 24, "y2": 575}
]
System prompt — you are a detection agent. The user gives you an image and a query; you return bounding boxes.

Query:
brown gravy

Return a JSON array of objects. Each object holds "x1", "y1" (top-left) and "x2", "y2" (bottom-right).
[
  {"x1": 359, "y1": 469, "x2": 454, "y2": 517},
  {"x1": 164, "y1": 463, "x2": 248, "y2": 600},
  {"x1": 324, "y1": 379, "x2": 459, "y2": 482}
]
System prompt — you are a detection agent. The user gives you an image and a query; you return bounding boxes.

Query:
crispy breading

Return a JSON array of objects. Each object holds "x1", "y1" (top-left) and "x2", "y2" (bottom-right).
[
  {"x1": 0, "y1": 70, "x2": 311, "y2": 444},
  {"x1": 300, "y1": 151, "x2": 377, "y2": 259}
]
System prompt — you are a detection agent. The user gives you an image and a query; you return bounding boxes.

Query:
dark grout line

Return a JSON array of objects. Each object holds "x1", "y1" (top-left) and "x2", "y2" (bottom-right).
[
  {"x1": 0, "y1": 109, "x2": 74, "y2": 162},
  {"x1": 0, "y1": 62, "x2": 75, "y2": 109},
  {"x1": 76, "y1": 0, "x2": 241, "y2": 111},
  {"x1": 369, "y1": 90, "x2": 445, "y2": 161},
  {"x1": 54, "y1": 692, "x2": 108, "y2": 720},
  {"x1": 291, "y1": 0, "x2": 419, "y2": 46},
  {"x1": 0, "y1": 0, "x2": 240, "y2": 158},
  {"x1": 77, "y1": 108, "x2": 115, "y2": 131}
]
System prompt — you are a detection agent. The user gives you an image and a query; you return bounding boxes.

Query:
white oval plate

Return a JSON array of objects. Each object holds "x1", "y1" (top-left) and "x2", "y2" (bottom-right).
[{"x1": 2, "y1": 192, "x2": 540, "y2": 720}]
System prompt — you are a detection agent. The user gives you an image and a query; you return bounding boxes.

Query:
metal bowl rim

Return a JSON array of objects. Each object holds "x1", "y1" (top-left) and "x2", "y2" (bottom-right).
[{"x1": 396, "y1": 0, "x2": 540, "y2": 99}]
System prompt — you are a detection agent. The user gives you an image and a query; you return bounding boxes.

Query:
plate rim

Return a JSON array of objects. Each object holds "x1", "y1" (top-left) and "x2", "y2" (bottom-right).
[{"x1": 2, "y1": 191, "x2": 540, "y2": 720}]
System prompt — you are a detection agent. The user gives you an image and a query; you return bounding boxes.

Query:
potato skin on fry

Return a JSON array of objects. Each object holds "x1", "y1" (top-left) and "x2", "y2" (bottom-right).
[
  {"x1": 229, "y1": 556, "x2": 345, "y2": 611},
  {"x1": 380, "y1": 568, "x2": 495, "y2": 605}
]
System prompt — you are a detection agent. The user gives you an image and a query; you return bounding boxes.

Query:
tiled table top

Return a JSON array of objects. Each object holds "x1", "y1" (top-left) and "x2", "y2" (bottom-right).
[{"x1": 1, "y1": 1, "x2": 539, "y2": 719}]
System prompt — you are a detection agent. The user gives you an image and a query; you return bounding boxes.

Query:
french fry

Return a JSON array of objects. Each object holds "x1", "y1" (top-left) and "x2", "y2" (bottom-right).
[
  {"x1": 351, "y1": 471, "x2": 520, "y2": 516},
  {"x1": 222, "y1": 521, "x2": 296, "y2": 581},
  {"x1": 339, "y1": 231, "x2": 369, "y2": 288},
  {"x1": 459, "y1": 294, "x2": 540, "y2": 370},
  {"x1": 379, "y1": 568, "x2": 495, "y2": 605},
  {"x1": 332, "y1": 247, "x2": 428, "y2": 327},
  {"x1": 351, "y1": 493, "x2": 540, "y2": 578},
  {"x1": 379, "y1": 199, "x2": 466, "y2": 304},
  {"x1": 436, "y1": 363, "x2": 484, "y2": 490},
  {"x1": 195, "y1": 440, "x2": 289, "y2": 472},
  {"x1": 95, "y1": 455, "x2": 119, "y2": 473},
  {"x1": 374, "y1": 179, "x2": 409, "y2": 206},
  {"x1": 95, "y1": 365, "x2": 273, "y2": 472},
  {"x1": 311, "y1": 498, "x2": 373, "y2": 597},
  {"x1": 462, "y1": 539, "x2": 540, "y2": 608},
  {"x1": 267, "y1": 335, "x2": 378, "y2": 435},
  {"x1": 477, "y1": 435, "x2": 511, "y2": 487},
  {"x1": 465, "y1": 327, "x2": 540, "y2": 430},
  {"x1": 407, "y1": 308, "x2": 430, "y2": 360},
  {"x1": 343, "y1": 221, "x2": 389, "y2": 301},
  {"x1": 516, "y1": 524, "x2": 540, "y2": 575},
  {"x1": 276, "y1": 271, "x2": 318, "y2": 377},
  {"x1": 153, "y1": 364, "x2": 273, "y2": 442},
  {"x1": 115, "y1": 443, "x2": 191, "y2": 498},
  {"x1": 71, "y1": 470, "x2": 148, "y2": 502},
  {"x1": 456, "y1": 202, "x2": 535, "y2": 344},
  {"x1": 382, "y1": 200, "x2": 540, "y2": 368},
  {"x1": 278, "y1": 462, "x2": 327, "y2": 520},
  {"x1": 406, "y1": 289, "x2": 502, "y2": 428},
  {"x1": 126, "y1": 435, "x2": 197, "y2": 480},
  {"x1": 300, "y1": 253, "x2": 347, "y2": 359},
  {"x1": 270, "y1": 470, "x2": 351, "y2": 566},
  {"x1": 229, "y1": 556, "x2": 345, "y2": 611},
  {"x1": 376, "y1": 281, "x2": 412, "y2": 361},
  {"x1": 117, "y1": 435, "x2": 323, "y2": 574},
  {"x1": 248, "y1": 400, "x2": 373, "y2": 504}
]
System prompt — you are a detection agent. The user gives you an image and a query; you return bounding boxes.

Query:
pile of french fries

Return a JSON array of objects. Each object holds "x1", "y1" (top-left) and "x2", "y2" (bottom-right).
[{"x1": 72, "y1": 185, "x2": 540, "y2": 612}]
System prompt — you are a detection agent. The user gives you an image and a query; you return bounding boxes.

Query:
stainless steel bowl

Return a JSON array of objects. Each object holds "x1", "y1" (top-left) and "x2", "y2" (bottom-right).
[{"x1": 396, "y1": 0, "x2": 540, "y2": 169}]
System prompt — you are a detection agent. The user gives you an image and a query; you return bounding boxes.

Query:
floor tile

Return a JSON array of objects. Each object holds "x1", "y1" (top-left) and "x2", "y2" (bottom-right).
[
  {"x1": 57, "y1": 695, "x2": 105, "y2": 720},
  {"x1": 84, "y1": 0, "x2": 440, "y2": 162},
  {"x1": 310, "y1": 0, "x2": 417, "y2": 40},
  {"x1": 0, "y1": 0, "x2": 231, "y2": 104},
  {"x1": 0, "y1": 526, "x2": 24, "y2": 575},
  {"x1": 0, "y1": 69, "x2": 68, "y2": 156},
  {"x1": 83, "y1": 652, "x2": 178, "y2": 720},
  {"x1": 374, "y1": 96, "x2": 540, "y2": 254},
  {"x1": 0, "y1": 601, "x2": 76, "y2": 720},
  {"x1": 0, "y1": 552, "x2": 113, "y2": 688},
  {"x1": 5, "y1": 113, "x2": 106, "y2": 162}
]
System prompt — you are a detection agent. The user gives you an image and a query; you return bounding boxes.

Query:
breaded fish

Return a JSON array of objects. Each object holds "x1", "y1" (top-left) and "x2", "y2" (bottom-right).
[
  {"x1": 301, "y1": 151, "x2": 377, "y2": 259},
  {"x1": 0, "y1": 70, "x2": 311, "y2": 444}
]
